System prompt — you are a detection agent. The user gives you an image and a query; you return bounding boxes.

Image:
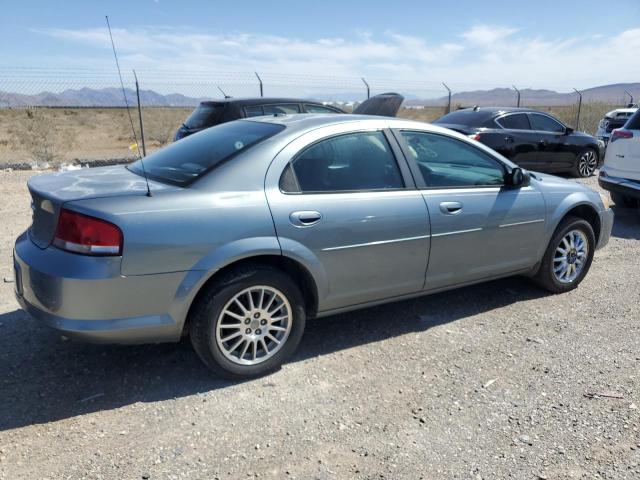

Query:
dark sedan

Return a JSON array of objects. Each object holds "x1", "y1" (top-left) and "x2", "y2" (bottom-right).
[
  {"x1": 174, "y1": 93, "x2": 404, "y2": 141},
  {"x1": 434, "y1": 107, "x2": 602, "y2": 177}
]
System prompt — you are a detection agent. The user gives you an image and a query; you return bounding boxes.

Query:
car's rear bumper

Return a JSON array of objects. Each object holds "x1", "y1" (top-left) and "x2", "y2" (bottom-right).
[
  {"x1": 599, "y1": 174, "x2": 640, "y2": 201},
  {"x1": 13, "y1": 231, "x2": 188, "y2": 344}
]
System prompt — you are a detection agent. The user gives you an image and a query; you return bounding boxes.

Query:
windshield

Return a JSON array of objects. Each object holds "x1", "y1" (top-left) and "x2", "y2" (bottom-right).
[
  {"x1": 128, "y1": 120, "x2": 285, "y2": 187},
  {"x1": 184, "y1": 103, "x2": 225, "y2": 129}
]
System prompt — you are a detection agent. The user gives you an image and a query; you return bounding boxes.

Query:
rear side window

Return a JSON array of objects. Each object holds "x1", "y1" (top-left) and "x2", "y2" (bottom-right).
[
  {"x1": 263, "y1": 104, "x2": 301, "y2": 114},
  {"x1": 304, "y1": 104, "x2": 340, "y2": 114},
  {"x1": 244, "y1": 106, "x2": 264, "y2": 117},
  {"x1": 496, "y1": 113, "x2": 531, "y2": 130},
  {"x1": 282, "y1": 131, "x2": 404, "y2": 193},
  {"x1": 184, "y1": 104, "x2": 224, "y2": 129},
  {"x1": 529, "y1": 113, "x2": 565, "y2": 133},
  {"x1": 625, "y1": 110, "x2": 640, "y2": 130},
  {"x1": 128, "y1": 121, "x2": 284, "y2": 187}
]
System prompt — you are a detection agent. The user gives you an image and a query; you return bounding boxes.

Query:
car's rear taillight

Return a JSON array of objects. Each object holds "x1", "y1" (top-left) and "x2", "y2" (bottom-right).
[
  {"x1": 468, "y1": 133, "x2": 481, "y2": 141},
  {"x1": 53, "y1": 208, "x2": 123, "y2": 256},
  {"x1": 610, "y1": 129, "x2": 633, "y2": 142}
]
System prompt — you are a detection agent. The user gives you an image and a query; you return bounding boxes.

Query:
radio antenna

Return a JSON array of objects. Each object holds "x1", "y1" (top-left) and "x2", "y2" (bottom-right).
[{"x1": 105, "y1": 15, "x2": 152, "y2": 196}]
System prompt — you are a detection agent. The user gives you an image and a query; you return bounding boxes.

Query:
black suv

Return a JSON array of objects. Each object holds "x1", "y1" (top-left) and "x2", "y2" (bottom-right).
[
  {"x1": 434, "y1": 107, "x2": 603, "y2": 177},
  {"x1": 174, "y1": 94, "x2": 404, "y2": 141}
]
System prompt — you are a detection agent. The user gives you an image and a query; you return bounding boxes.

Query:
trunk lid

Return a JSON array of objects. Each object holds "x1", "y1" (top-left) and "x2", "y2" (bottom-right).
[
  {"x1": 27, "y1": 165, "x2": 176, "y2": 249},
  {"x1": 353, "y1": 93, "x2": 404, "y2": 117}
]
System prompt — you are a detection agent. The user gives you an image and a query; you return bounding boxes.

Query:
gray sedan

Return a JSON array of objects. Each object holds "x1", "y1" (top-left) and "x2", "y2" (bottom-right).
[{"x1": 14, "y1": 115, "x2": 614, "y2": 378}]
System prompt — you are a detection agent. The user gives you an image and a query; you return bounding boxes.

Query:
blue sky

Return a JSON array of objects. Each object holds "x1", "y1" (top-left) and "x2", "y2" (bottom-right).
[{"x1": 1, "y1": 0, "x2": 639, "y2": 92}]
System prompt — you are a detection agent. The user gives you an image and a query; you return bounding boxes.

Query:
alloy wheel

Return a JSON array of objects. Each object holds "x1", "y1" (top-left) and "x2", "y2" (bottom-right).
[
  {"x1": 215, "y1": 286, "x2": 293, "y2": 366},
  {"x1": 553, "y1": 229, "x2": 589, "y2": 284},
  {"x1": 578, "y1": 150, "x2": 597, "y2": 177}
]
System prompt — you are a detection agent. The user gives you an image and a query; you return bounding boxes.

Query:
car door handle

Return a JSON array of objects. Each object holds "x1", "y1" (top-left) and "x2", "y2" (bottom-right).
[
  {"x1": 538, "y1": 139, "x2": 548, "y2": 146},
  {"x1": 505, "y1": 135, "x2": 514, "y2": 143},
  {"x1": 439, "y1": 202, "x2": 463, "y2": 215},
  {"x1": 289, "y1": 211, "x2": 322, "y2": 227}
]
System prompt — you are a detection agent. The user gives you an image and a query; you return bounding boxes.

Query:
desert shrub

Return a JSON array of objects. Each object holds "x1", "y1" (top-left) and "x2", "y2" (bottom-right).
[{"x1": 9, "y1": 108, "x2": 75, "y2": 166}]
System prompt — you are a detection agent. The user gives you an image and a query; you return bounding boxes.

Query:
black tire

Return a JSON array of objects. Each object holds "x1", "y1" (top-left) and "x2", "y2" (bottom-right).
[
  {"x1": 610, "y1": 191, "x2": 639, "y2": 208},
  {"x1": 533, "y1": 216, "x2": 595, "y2": 293},
  {"x1": 572, "y1": 148, "x2": 598, "y2": 178},
  {"x1": 190, "y1": 264, "x2": 306, "y2": 379}
]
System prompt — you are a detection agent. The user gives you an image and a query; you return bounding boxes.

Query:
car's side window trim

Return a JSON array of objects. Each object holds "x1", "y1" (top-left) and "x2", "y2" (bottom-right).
[
  {"x1": 391, "y1": 129, "x2": 508, "y2": 190},
  {"x1": 278, "y1": 129, "x2": 416, "y2": 195},
  {"x1": 527, "y1": 112, "x2": 566, "y2": 134},
  {"x1": 494, "y1": 112, "x2": 532, "y2": 131}
]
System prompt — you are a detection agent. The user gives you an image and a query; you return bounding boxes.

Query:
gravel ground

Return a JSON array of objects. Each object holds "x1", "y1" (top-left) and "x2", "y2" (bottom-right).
[{"x1": 0, "y1": 170, "x2": 639, "y2": 479}]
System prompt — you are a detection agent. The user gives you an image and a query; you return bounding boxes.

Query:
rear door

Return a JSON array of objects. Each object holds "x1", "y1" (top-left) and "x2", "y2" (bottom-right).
[
  {"x1": 528, "y1": 113, "x2": 574, "y2": 171},
  {"x1": 265, "y1": 124, "x2": 431, "y2": 312}
]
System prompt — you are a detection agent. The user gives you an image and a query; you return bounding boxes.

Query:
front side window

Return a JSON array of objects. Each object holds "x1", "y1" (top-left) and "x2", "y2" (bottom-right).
[
  {"x1": 129, "y1": 120, "x2": 284, "y2": 187},
  {"x1": 400, "y1": 131, "x2": 505, "y2": 188},
  {"x1": 303, "y1": 104, "x2": 340, "y2": 114},
  {"x1": 529, "y1": 113, "x2": 565, "y2": 133},
  {"x1": 282, "y1": 131, "x2": 404, "y2": 193},
  {"x1": 496, "y1": 113, "x2": 531, "y2": 130}
]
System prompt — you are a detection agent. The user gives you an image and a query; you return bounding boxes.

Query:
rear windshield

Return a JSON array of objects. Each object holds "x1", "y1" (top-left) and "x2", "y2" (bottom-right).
[
  {"x1": 625, "y1": 110, "x2": 640, "y2": 130},
  {"x1": 434, "y1": 110, "x2": 488, "y2": 127},
  {"x1": 184, "y1": 104, "x2": 225, "y2": 129},
  {"x1": 128, "y1": 121, "x2": 285, "y2": 186}
]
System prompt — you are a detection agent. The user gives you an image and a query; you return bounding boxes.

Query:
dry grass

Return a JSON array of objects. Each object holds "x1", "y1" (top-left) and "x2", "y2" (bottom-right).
[{"x1": 0, "y1": 103, "x2": 619, "y2": 166}]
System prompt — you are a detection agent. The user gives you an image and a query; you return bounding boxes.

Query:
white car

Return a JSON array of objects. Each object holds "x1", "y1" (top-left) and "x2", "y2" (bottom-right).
[
  {"x1": 596, "y1": 106, "x2": 638, "y2": 145},
  {"x1": 599, "y1": 109, "x2": 640, "y2": 208}
]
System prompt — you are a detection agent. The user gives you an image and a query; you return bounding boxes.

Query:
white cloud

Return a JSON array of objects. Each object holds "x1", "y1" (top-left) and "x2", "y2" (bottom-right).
[
  {"x1": 461, "y1": 25, "x2": 518, "y2": 45},
  {"x1": 29, "y1": 25, "x2": 640, "y2": 94}
]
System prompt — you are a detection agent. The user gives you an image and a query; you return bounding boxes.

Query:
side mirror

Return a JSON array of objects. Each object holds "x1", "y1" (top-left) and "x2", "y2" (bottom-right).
[
  {"x1": 507, "y1": 167, "x2": 530, "y2": 187},
  {"x1": 564, "y1": 126, "x2": 574, "y2": 135}
]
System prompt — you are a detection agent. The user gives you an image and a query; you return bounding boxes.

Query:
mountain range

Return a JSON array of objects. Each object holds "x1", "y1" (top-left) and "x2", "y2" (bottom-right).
[{"x1": 1, "y1": 83, "x2": 638, "y2": 108}]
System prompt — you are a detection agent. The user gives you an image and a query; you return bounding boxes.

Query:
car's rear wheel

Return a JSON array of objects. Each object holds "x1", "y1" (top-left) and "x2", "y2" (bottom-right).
[
  {"x1": 533, "y1": 216, "x2": 595, "y2": 293},
  {"x1": 610, "y1": 191, "x2": 639, "y2": 208},
  {"x1": 190, "y1": 265, "x2": 306, "y2": 378},
  {"x1": 573, "y1": 148, "x2": 598, "y2": 177}
]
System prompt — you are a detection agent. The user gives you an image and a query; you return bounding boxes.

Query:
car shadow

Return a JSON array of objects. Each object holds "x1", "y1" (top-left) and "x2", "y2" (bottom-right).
[
  {"x1": 610, "y1": 204, "x2": 640, "y2": 240},
  {"x1": 0, "y1": 277, "x2": 547, "y2": 431}
]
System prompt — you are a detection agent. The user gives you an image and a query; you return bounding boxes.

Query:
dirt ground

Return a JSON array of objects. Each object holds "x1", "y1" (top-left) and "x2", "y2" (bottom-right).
[{"x1": 0, "y1": 170, "x2": 639, "y2": 479}]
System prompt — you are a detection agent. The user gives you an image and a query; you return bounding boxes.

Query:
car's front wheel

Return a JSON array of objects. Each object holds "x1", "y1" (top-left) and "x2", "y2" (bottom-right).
[
  {"x1": 533, "y1": 216, "x2": 595, "y2": 293},
  {"x1": 190, "y1": 265, "x2": 306, "y2": 378},
  {"x1": 574, "y1": 148, "x2": 598, "y2": 177}
]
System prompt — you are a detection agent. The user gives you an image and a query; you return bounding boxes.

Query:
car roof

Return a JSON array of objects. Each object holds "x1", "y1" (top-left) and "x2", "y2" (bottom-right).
[
  {"x1": 244, "y1": 113, "x2": 451, "y2": 137},
  {"x1": 199, "y1": 97, "x2": 330, "y2": 106}
]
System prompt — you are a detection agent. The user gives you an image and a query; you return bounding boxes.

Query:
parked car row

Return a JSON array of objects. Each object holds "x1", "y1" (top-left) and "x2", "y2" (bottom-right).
[
  {"x1": 433, "y1": 107, "x2": 602, "y2": 178},
  {"x1": 595, "y1": 105, "x2": 638, "y2": 145},
  {"x1": 15, "y1": 113, "x2": 613, "y2": 378}
]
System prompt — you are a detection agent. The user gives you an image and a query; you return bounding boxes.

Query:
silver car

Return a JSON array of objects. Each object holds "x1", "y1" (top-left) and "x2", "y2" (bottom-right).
[{"x1": 14, "y1": 115, "x2": 614, "y2": 378}]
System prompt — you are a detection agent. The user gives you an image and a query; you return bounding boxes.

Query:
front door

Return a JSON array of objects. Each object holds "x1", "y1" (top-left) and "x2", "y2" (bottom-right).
[
  {"x1": 395, "y1": 129, "x2": 547, "y2": 290},
  {"x1": 265, "y1": 126, "x2": 431, "y2": 312},
  {"x1": 528, "y1": 112, "x2": 575, "y2": 171}
]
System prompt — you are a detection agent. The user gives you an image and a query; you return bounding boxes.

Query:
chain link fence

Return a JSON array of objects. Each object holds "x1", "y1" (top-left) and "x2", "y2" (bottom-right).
[{"x1": 0, "y1": 67, "x2": 634, "y2": 168}]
